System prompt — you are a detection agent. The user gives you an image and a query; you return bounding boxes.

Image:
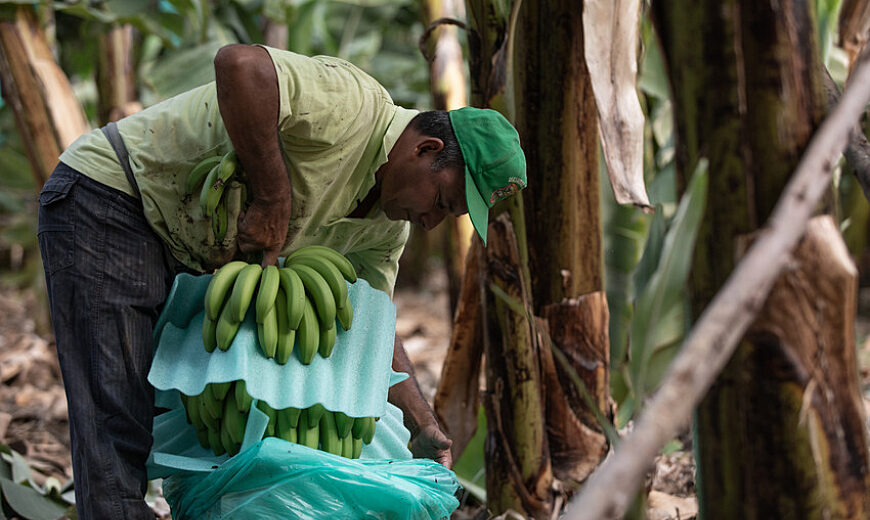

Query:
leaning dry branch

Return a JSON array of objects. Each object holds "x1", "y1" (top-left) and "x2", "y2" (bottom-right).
[
  {"x1": 564, "y1": 45, "x2": 870, "y2": 520},
  {"x1": 822, "y1": 65, "x2": 870, "y2": 200}
]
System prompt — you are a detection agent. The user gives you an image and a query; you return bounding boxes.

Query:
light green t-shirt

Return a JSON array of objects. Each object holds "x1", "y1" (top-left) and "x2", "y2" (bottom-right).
[{"x1": 60, "y1": 47, "x2": 414, "y2": 295}]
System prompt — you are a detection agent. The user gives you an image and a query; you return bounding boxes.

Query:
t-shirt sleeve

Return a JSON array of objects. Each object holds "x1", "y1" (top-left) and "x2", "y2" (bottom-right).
[{"x1": 345, "y1": 223, "x2": 410, "y2": 297}]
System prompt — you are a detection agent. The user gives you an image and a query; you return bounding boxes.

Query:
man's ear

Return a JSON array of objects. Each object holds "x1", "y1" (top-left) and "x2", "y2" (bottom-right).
[{"x1": 416, "y1": 137, "x2": 445, "y2": 156}]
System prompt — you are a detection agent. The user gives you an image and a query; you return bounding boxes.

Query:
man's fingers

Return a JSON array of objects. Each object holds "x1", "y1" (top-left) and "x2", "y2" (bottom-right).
[
  {"x1": 432, "y1": 433, "x2": 452, "y2": 451},
  {"x1": 438, "y1": 450, "x2": 454, "y2": 469}
]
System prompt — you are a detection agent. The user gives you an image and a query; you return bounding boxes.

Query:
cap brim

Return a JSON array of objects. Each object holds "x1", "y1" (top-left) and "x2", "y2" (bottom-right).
[{"x1": 465, "y1": 166, "x2": 489, "y2": 246}]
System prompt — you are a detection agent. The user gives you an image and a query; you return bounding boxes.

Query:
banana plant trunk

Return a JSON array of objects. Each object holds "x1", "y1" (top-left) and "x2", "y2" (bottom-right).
[
  {"x1": 457, "y1": 0, "x2": 611, "y2": 514},
  {"x1": 96, "y1": 23, "x2": 140, "y2": 125},
  {"x1": 652, "y1": 0, "x2": 870, "y2": 516},
  {"x1": 0, "y1": 5, "x2": 89, "y2": 188},
  {"x1": 483, "y1": 215, "x2": 552, "y2": 517},
  {"x1": 512, "y1": 0, "x2": 610, "y2": 486},
  {"x1": 97, "y1": 24, "x2": 142, "y2": 125},
  {"x1": 464, "y1": 0, "x2": 554, "y2": 516},
  {"x1": 433, "y1": 239, "x2": 484, "y2": 460}
]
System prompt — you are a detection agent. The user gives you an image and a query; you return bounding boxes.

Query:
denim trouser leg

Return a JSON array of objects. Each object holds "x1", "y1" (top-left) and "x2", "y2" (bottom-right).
[{"x1": 37, "y1": 163, "x2": 175, "y2": 520}]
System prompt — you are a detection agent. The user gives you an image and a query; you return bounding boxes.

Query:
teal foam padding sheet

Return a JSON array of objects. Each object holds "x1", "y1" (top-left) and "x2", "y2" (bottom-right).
[{"x1": 149, "y1": 272, "x2": 397, "y2": 417}]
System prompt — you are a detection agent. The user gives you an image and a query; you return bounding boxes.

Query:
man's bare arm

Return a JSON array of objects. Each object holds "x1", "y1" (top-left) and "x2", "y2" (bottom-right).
[
  {"x1": 214, "y1": 44, "x2": 291, "y2": 267},
  {"x1": 388, "y1": 335, "x2": 453, "y2": 468}
]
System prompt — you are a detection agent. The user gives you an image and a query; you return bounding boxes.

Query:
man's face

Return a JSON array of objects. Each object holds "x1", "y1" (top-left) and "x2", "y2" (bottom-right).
[{"x1": 379, "y1": 136, "x2": 468, "y2": 230}]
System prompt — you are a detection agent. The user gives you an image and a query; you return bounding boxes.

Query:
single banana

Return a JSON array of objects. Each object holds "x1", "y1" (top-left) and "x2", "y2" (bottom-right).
[
  {"x1": 292, "y1": 264, "x2": 337, "y2": 328},
  {"x1": 256, "y1": 400, "x2": 277, "y2": 438},
  {"x1": 286, "y1": 254, "x2": 347, "y2": 311},
  {"x1": 183, "y1": 394, "x2": 205, "y2": 431},
  {"x1": 198, "y1": 397, "x2": 219, "y2": 432},
  {"x1": 212, "y1": 196, "x2": 228, "y2": 243},
  {"x1": 216, "y1": 302, "x2": 241, "y2": 351},
  {"x1": 204, "y1": 152, "x2": 236, "y2": 217},
  {"x1": 336, "y1": 297, "x2": 353, "y2": 331},
  {"x1": 223, "y1": 395, "x2": 246, "y2": 445},
  {"x1": 202, "y1": 314, "x2": 218, "y2": 352},
  {"x1": 278, "y1": 407, "x2": 302, "y2": 430},
  {"x1": 307, "y1": 403, "x2": 326, "y2": 428},
  {"x1": 275, "y1": 289, "x2": 296, "y2": 364},
  {"x1": 234, "y1": 379, "x2": 253, "y2": 413},
  {"x1": 199, "y1": 162, "x2": 222, "y2": 217},
  {"x1": 193, "y1": 428, "x2": 209, "y2": 450},
  {"x1": 286, "y1": 245, "x2": 357, "y2": 283},
  {"x1": 296, "y1": 298, "x2": 320, "y2": 365},
  {"x1": 208, "y1": 428, "x2": 226, "y2": 456},
  {"x1": 319, "y1": 411, "x2": 343, "y2": 455},
  {"x1": 334, "y1": 411, "x2": 352, "y2": 439},
  {"x1": 351, "y1": 416, "x2": 365, "y2": 439},
  {"x1": 352, "y1": 437, "x2": 363, "y2": 459},
  {"x1": 341, "y1": 432, "x2": 353, "y2": 458},
  {"x1": 185, "y1": 155, "x2": 222, "y2": 195},
  {"x1": 209, "y1": 381, "x2": 232, "y2": 402},
  {"x1": 255, "y1": 265, "x2": 280, "y2": 323},
  {"x1": 276, "y1": 408, "x2": 298, "y2": 442},
  {"x1": 257, "y1": 306, "x2": 278, "y2": 359},
  {"x1": 201, "y1": 388, "x2": 223, "y2": 421},
  {"x1": 297, "y1": 409, "x2": 320, "y2": 450},
  {"x1": 277, "y1": 421, "x2": 297, "y2": 443},
  {"x1": 228, "y1": 263, "x2": 263, "y2": 323},
  {"x1": 221, "y1": 422, "x2": 239, "y2": 456},
  {"x1": 215, "y1": 151, "x2": 238, "y2": 185},
  {"x1": 204, "y1": 261, "x2": 248, "y2": 320},
  {"x1": 318, "y1": 322, "x2": 337, "y2": 359},
  {"x1": 361, "y1": 416, "x2": 376, "y2": 444},
  {"x1": 278, "y1": 267, "x2": 305, "y2": 329}
]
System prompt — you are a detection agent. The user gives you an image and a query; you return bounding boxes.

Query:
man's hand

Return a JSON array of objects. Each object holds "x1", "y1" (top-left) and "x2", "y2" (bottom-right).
[
  {"x1": 237, "y1": 196, "x2": 290, "y2": 267},
  {"x1": 388, "y1": 335, "x2": 455, "y2": 468},
  {"x1": 410, "y1": 421, "x2": 454, "y2": 469}
]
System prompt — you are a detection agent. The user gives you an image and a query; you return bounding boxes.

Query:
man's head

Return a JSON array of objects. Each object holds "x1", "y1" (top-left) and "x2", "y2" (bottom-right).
[{"x1": 378, "y1": 108, "x2": 526, "y2": 243}]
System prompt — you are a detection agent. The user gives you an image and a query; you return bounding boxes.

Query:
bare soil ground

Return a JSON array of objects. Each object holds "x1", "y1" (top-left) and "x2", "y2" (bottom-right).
[{"x1": 2, "y1": 275, "x2": 869, "y2": 520}]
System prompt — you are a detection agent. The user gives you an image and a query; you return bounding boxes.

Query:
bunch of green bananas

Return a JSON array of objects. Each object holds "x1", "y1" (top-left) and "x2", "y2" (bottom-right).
[
  {"x1": 185, "y1": 150, "x2": 241, "y2": 243},
  {"x1": 201, "y1": 245, "x2": 357, "y2": 364},
  {"x1": 179, "y1": 380, "x2": 251, "y2": 457},
  {"x1": 180, "y1": 380, "x2": 377, "y2": 458},
  {"x1": 255, "y1": 401, "x2": 377, "y2": 458}
]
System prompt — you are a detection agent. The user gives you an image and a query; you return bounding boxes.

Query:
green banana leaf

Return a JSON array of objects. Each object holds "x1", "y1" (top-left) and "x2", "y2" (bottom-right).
[
  {"x1": 816, "y1": 0, "x2": 842, "y2": 64},
  {"x1": 0, "y1": 147, "x2": 33, "y2": 191},
  {"x1": 602, "y1": 182, "x2": 647, "y2": 369},
  {"x1": 143, "y1": 40, "x2": 230, "y2": 100},
  {"x1": 627, "y1": 159, "x2": 707, "y2": 411},
  {"x1": 0, "y1": 479, "x2": 68, "y2": 520},
  {"x1": 0, "y1": 446, "x2": 72, "y2": 520},
  {"x1": 638, "y1": 15, "x2": 670, "y2": 101},
  {"x1": 632, "y1": 206, "x2": 666, "y2": 301}
]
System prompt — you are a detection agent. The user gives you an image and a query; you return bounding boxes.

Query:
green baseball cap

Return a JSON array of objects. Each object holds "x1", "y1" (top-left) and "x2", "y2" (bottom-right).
[{"x1": 448, "y1": 106, "x2": 527, "y2": 246}]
